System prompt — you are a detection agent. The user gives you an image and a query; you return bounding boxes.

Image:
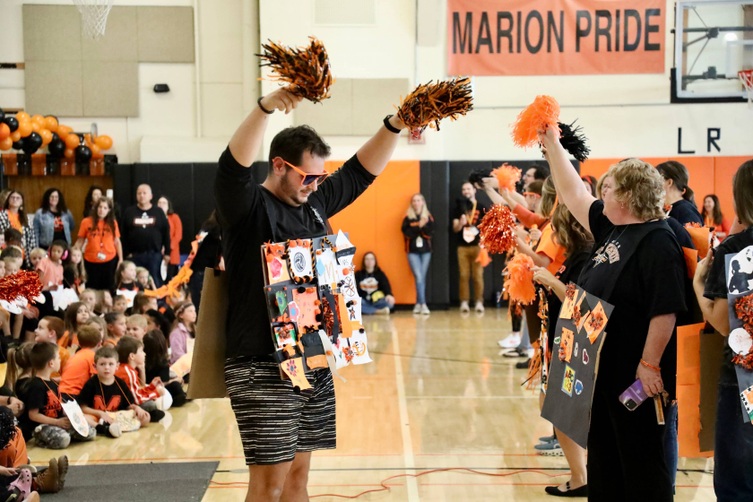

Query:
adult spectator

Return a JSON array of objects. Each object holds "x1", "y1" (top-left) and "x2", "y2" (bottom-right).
[
  {"x1": 75, "y1": 197, "x2": 122, "y2": 292},
  {"x1": 656, "y1": 160, "x2": 703, "y2": 226},
  {"x1": 701, "y1": 194, "x2": 732, "y2": 240},
  {"x1": 401, "y1": 193, "x2": 434, "y2": 315},
  {"x1": 120, "y1": 184, "x2": 170, "y2": 287},
  {"x1": 82, "y1": 185, "x2": 103, "y2": 220},
  {"x1": 452, "y1": 182, "x2": 487, "y2": 313},
  {"x1": 157, "y1": 196, "x2": 183, "y2": 281},
  {"x1": 356, "y1": 252, "x2": 395, "y2": 315},
  {"x1": 0, "y1": 191, "x2": 37, "y2": 268},
  {"x1": 34, "y1": 188, "x2": 75, "y2": 248}
]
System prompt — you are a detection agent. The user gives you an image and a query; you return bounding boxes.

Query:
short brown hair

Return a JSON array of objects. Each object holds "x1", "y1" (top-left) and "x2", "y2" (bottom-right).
[
  {"x1": 734, "y1": 159, "x2": 753, "y2": 226},
  {"x1": 606, "y1": 158, "x2": 665, "y2": 221},
  {"x1": 116, "y1": 336, "x2": 142, "y2": 364},
  {"x1": 77, "y1": 325, "x2": 102, "y2": 349},
  {"x1": 30, "y1": 342, "x2": 58, "y2": 371},
  {"x1": 41, "y1": 316, "x2": 64, "y2": 341},
  {"x1": 94, "y1": 346, "x2": 118, "y2": 363}
]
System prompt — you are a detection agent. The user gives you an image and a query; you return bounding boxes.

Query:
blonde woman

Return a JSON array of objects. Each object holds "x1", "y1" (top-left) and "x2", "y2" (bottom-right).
[{"x1": 401, "y1": 194, "x2": 434, "y2": 314}]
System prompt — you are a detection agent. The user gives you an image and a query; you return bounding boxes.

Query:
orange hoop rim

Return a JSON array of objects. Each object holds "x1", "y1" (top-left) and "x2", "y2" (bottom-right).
[{"x1": 739, "y1": 69, "x2": 753, "y2": 86}]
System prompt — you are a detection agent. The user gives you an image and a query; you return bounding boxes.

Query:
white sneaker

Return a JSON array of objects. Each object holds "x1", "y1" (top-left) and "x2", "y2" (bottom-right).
[
  {"x1": 413, "y1": 304, "x2": 422, "y2": 314},
  {"x1": 497, "y1": 333, "x2": 521, "y2": 349},
  {"x1": 460, "y1": 301, "x2": 470, "y2": 313},
  {"x1": 420, "y1": 304, "x2": 430, "y2": 315},
  {"x1": 377, "y1": 307, "x2": 391, "y2": 315},
  {"x1": 475, "y1": 302, "x2": 484, "y2": 313}
]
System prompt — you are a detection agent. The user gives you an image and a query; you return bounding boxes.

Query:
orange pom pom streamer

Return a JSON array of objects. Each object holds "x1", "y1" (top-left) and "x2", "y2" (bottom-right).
[
  {"x1": 144, "y1": 262, "x2": 193, "y2": 300},
  {"x1": 0, "y1": 270, "x2": 42, "y2": 303},
  {"x1": 492, "y1": 163, "x2": 521, "y2": 192},
  {"x1": 504, "y1": 254, "x2": 536, "y2": 305},
  {"x1": 478, "y1": 204, "x2": 517, "y2": 255},
  {"x1": 475, "y1": 247, "x2": 492, "y2": 267},
  {"x1": 511, "y1": 95, "x2": 560, "y2": 148}
]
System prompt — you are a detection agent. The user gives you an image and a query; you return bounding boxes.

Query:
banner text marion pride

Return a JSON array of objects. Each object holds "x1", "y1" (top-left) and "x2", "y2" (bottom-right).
[{"x1": 447, "y1": 0, "x2": 666, "y2": 76}]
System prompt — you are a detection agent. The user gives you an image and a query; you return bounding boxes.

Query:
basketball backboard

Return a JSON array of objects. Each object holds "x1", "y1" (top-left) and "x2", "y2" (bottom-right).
[{"x1": 672, "y1": 0, "x2": 753, "y2": 102}]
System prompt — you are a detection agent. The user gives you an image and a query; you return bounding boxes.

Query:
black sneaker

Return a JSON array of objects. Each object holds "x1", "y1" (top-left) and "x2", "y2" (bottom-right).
[
  {"x1": 148, "y1": 409, "x2": 165, "y2": 423},
  {"x1": 516, "y1": 358, "x2": 531, "y2": 369}
]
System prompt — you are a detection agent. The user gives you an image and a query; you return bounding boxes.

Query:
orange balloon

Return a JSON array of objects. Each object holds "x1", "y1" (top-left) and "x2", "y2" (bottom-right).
[
  {"x1": 65, "y1": 133, "x2": 81, "y2": 149},
  {"x1": 31, "y1": 114, "x2": 44, "y2": 126},
  {"x1": 94, "y1": 135, "x2": 113, "y2": 150},
  {"x1": 17, "y1": 121, "x2": 32, "y2": 137},
  {"x1": 0, "y1": 137, "x2": 12, "y2": 151},
  {"x1": 90, "y1": 143, "x2": 103, "y2": 158},
  {"x1": 10, "y1": 131, "x2": 21, "y2": 142},
  {"x1": 44, "y1": 116, "x2": 59, "y2": 132},
  {"x1": 56, "y1": 125, "x2": 72, "y2": 140},
  {"x1": 64, "y1": 148, "x2": 75, "y2": 159},
  {"x1": 40, "y1": 129, "x2": 53, "y2": 146},
  {"x1": 0, "y1": 123, "x2": 9, "y2": 141},
  {"x1": 31, "y1": 122, "x2": 40, "y2": 133},
  {"x1": 15, "y1": 111, "x2": 30, "y2": 123}
]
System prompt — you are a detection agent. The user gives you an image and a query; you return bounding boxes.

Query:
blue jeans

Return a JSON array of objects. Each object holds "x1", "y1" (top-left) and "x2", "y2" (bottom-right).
[
  {"x1": 664, "y1": 401, "x2": 678, "y2": 491},
  {"x1": 407, "y1": 252, "x2": 431, "y2": 305},
  {"x1": 361, "y1": 298, "x2": 390, "y2": 315},
  {"x1": 131, "y1": 251, "x2": 164, "y2": 287},
  {"x1": 715, "y1": 384, "x2": 753, "y2": 501}
]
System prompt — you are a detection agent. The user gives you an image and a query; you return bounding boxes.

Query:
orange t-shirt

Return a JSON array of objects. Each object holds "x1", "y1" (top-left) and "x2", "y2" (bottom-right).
[
  {"x1": 6, "y1": 211, "x2": 22, "y2": 232},
  {"x1": 59, "y1": 348, "x2": 96, "y2": 396},
  {"x1": 52, "y1": 346, "x2": 70, "y2": 380},
  {"x1": 536, "y1": 224, "x2": 567, "y2": 275},
  {"x1": 78, "y1": 217, "x2": 120, "y2": 263}
]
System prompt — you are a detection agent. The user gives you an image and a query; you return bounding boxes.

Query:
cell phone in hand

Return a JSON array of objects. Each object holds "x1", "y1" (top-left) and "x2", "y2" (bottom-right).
[{"x1": 619, "y1": 379, "x2": 648, "y2": 411}]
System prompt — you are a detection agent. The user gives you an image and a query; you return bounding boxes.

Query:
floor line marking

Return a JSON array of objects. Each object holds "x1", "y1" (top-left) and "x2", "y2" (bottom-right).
[{"x1": 392, "y1": 327, "x2": 420, "y2": 502}]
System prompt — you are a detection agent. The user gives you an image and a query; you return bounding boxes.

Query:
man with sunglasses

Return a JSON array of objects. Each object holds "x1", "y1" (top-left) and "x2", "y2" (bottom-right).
[{"x1": 215, "y1": 87, "x2": 405, "y2": 502}]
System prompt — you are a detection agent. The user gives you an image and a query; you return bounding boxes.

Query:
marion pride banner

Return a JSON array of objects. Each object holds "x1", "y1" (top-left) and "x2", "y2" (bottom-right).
[{"x1": 447, "y1": 0, "x2": 666, "y2": 76}]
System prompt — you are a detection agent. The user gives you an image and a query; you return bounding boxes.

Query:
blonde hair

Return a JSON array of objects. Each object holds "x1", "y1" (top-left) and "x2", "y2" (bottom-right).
[
  {"x1": 551, "y1": 204, "x2": 593, "y2": 256},
  {"x1": 126, "y1": 314, "x2": 148, "y2": 329},
  {"x1": 30, "y1": 248, "x2": 47, "y2": 260},
  {"x1": 406, "y1": 193, "x2": 431, "y2": 220},
  {"x1": 606, "y1": 158, "x2": 665, "y2": 221},
  {"x1": 539, "y1": 176, "x2": 557, "y2": 218}
]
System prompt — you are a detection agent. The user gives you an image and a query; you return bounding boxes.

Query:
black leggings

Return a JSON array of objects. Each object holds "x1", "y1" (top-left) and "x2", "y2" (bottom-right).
[{"x1": 85, "y1": 257, "x2": 118, "y2": 291}]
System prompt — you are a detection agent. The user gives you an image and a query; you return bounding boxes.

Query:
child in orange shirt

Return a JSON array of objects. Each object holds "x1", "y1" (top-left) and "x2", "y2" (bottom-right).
[
  {"x1": 57, "y1": 302, "x2": 90, "y2": 353},
  {"x1": 59, "y1": 326, "x2": 102, "y2": 400}
]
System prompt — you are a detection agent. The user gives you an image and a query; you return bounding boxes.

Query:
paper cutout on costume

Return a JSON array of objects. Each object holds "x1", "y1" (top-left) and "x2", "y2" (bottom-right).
[
  {"x1": 292, "y1": 286, "x2": 320, "y2": 330},
  {"x1": 553, "y1": 336, "x2": 561, "y2": 344},
  {"x1": 741, "y1": 385, "x2": 753, "y2": 421},
  {"x1": 560, "y1": 327, "x2": 574, "y2": 362},
  {"x1": 574, "y1": 380, "x2": 584, "y2": 396},
  {"x1": 724, "y1": 247, "x2": 753, "y2": 423},
  {"x1": 573, "y1": 342, "x2": 579, "y2": 358},
  {"x1": 318, "y1": 330, "x2": 346, "y2": 381},
  {"x1": 582, "y1": 349, "x2": 589, "y2": 365},
  {"x1": 273, "y1": 322, "x2": 298, "y2": 348},
  {"x1": 170, "y1": 353, "x2": 192, "y2": 378},
  {"x1": 287, "y1": 301, "x2": 299, "y2": 322},
  {"x1": 729, "y1": 327, "x2": 753, "y2": 355},
  {"x1": 116, "y1": 288, "x2": 138, "y2": 309},
  {"x1": 280, "y1": 358, "x2": 312, "y2": 391},
  {"x1": 560, "y1": 284, "x2": 579, "y2": 319},
  {"x1": 561, "y1": 365, "x2": 575, "y2": 396},
  {"x1": 584, "y1": 301, "x2": 608, "y2": 343},
  {"x1": 335, "y1": 293, "x2": 354, "y2": 336},
  {"x1": 349, "y1": 329, "x2": 372, "y2": 365},
  {"x1": 275, "y1": 290, "x2": 288, "y2": 316},
  {"x1": 265, "y1": 242, "x2": 290, "y2": 284},
  {"x1": 315, "y1": 248, "x2": 339, "y2": 288},
  {"x1": 287, "y1": 240, "x2": 314, "y2": 282}
]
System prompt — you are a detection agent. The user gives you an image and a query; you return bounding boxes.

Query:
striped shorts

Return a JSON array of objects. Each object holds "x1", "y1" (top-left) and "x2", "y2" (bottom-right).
[{"x1": 224, "y1": 356, "x2": 336, "y2": 465}]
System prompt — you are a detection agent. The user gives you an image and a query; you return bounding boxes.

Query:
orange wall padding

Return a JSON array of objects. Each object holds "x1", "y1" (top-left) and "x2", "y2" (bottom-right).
[
  {"x1": 581, "y1": 156, "x2": 750, "y2": 222},
  {"x1": 326, "y1": 160, "x2": 420, "y2": 305}
]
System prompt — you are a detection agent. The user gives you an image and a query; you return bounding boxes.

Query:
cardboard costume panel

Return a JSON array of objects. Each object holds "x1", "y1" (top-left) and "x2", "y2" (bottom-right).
[
  {"x1": 261, "y1": 232, "x2": 370, "y2": 391},
  {"x1": 724, "y1": 247, "x2": 753, "y2": 423},
  {"x1": 541, "y1": 284, "x2": 614, "y2": 449}
]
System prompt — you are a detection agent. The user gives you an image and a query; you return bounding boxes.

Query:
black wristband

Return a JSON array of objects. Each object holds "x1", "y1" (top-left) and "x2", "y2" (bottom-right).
[
  {"x1": 383, "y1": 115, "x2": 401, "y2": 134},
  {"x1": 257, "y1": 96, "x2": 274, "y2": 115}
]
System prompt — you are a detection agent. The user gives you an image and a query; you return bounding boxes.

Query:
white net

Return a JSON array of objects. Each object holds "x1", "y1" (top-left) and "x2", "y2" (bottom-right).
[
  {"x1": 73, "y1": 0, "x2": 114, "y2": 40},
  {"x1": 740, "y1": 70, "x2": 753, "y2": 106}
]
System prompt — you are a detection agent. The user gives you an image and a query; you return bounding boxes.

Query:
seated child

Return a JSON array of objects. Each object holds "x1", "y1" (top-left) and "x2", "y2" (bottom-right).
[
  {"x1": 59, "y1": 326, "x2": 102, "y2": 400},
  {"x1": 28, "y1": 248, "x2": 46, "y2": 270},
  {"x1": 103, "y1": 313, "x2": 126, "y2": 347},
  {"x1": 126, "y1": 314, "x2": 147, "y2": 341},
  {"x1": 111, "y1": 295, "x2": 128, "y2": 315},
  {"x1": 169, "y1": 302, "x2": 196, "y2": 366},
  {"x1": 78, "y1": 289, "x2": 98, "y2": 316},
  {"x1": 18, "y1": 342, "x2": 95, "y2": 448},
  {"x1": 77, "y1": 346, "x2": 151, "y2": 437},
  {"x1": 57, "y1": 302, "x2": 90, "y2": 354},
  {"x1": 115, "y1": 337, "x2": 165, "y2": 422},
  {"x1": 36, "y1": 241, "x2": 67, "y2": 291},
  {"x1": 33, "y1": 317, "x2": 69, "y2": 379},
  {"x1": 85, "y1": 316, "x2": 107, "y2": 342},
  {"x1": 131, "y1": 293, "x2": 158, "y2": 316},
  {"x1": 135, "y1": 267, "x2": 156, "y2": 291},
  {"x1": 94, "y1": 289, "x2": 113, "y2": 316},
  {"x1": 143, "y1": 330, "x2": 187, "y2": 408}
]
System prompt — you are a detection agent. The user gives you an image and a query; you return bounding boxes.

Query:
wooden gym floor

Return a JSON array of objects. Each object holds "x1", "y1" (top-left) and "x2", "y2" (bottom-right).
[{"x1": 28, "y1": 310, "x2": 715, "y2": 501}]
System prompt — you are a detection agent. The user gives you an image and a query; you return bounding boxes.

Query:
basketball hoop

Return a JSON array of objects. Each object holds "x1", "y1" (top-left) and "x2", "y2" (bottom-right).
[
  {"x1": 73, "y1": 0, "x2": 114, "y2": 40},
  {"x1": 739, "y1": 69, "x2": 753, "y2": 106}
]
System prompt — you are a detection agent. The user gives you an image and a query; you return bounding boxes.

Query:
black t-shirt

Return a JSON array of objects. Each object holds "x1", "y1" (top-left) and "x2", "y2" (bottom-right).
[
  {"x1": 453, "y1": 198, "x2": 487, "y2": 246},
  {"x1": 704, "y1": 226, "x2": 753, "y2": 386},
  {"x1": 19, "y1": 377, "x2": 63, "y2": 439},
  {"x1": 669, "y1": 199, "x2": 703, "y2": 226},
  {"x1": 120, "y1": 205, "x2": 171, "y2": 256},
  {"x1": 546, "y1": 250, "x2": 590, "y2": 352},
  {"x1": 401, "y1": 216, "x2": 434, "y2": 254},
  {"x1": 579, "y1": 201, "x2": 687, "y2": 397},
  {"x1": 666, "y1": 216, "x2": 695, "y2": 250},
  {"x1": 354, "y1": 269, "x2": 393, "y2": 301},
  {"x1": 77, "y1": 375, "x2": 132, "y2": 412},
  {"x1": 215, "y1": 147, "x2": 376, "y2": 357},
  {"x1": 50, "y1": 210, "x2": 67, "y2": 242}
]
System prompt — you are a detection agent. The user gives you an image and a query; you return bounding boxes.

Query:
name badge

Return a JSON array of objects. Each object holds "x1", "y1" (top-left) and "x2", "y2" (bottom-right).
[
  {"x1": 97, "y1": 252, "x2": 107, "y2": 261},
  {"x1": 416, "y1": 236, "x2": 423, "y2": 248},
  {"x1": 462, "y1": 226, "x2": 478, "y2": 243}
]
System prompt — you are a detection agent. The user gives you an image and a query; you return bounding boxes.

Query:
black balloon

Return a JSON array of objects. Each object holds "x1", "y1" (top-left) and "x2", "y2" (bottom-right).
[
  {"x1": 12, "y1": 141, "x2": 23, "y2": 150},
  {"x1": 22, "y1": 132, "x2": 43, "y2": 154},
  {"x1": 48, "y1": 139, "x2": 65, "y2": 157},
  {"x1": 75, "y1": 145, "x2": 92, "y2": 163},
  {"x1": 51, "y1": 132, "x2": 59, "y2": 142},
  {"x1": 3, "y1": 116, "x2": 18, "y2": 133}
]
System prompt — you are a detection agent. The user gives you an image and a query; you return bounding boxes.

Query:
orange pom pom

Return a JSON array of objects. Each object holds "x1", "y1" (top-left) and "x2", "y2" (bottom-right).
[
  {"x1": 504, "y1": 254, "x2": 536, "y2": 305},
  {"x1": 478, "y1": 204, "x2": 517, "y2": 255},
  {"x1": 511, "y1": 95, "x2": 560, "y2": 148},
  {"x1": 492, "y1": 163, "x2": 521, "y2": 191}
]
